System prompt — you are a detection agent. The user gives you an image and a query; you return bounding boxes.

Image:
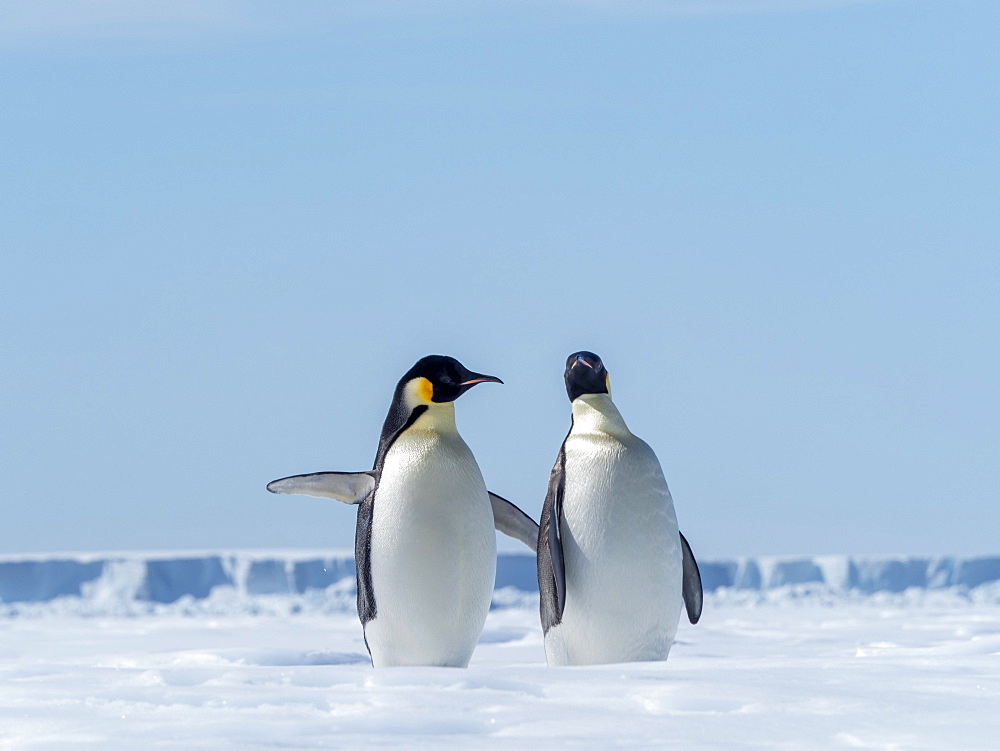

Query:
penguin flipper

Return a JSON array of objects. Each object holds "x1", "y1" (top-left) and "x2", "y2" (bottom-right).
[
  {"x1": 266, "y1": 471, "x2": 377, "y2": 504},
  {"x1": 488, "y1": 492, "x2": 539, "y2": 552},
  {"x1": 538, "y1": 449, "x2": 567, "y2": 631},
  {"x1": 548, "y1": 467, "x2": 566, "y2": 617},
  {"x1": 679, "y1": 531, "x2": 703, "y2": 624}
]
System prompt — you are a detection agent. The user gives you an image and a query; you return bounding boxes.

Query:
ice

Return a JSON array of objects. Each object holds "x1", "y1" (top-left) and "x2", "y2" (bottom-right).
[
  {"x1": 4, "y1": 550, "x2": 1000, "y2": 615},
  {"x1": 0, "y1": 558, "x2": 103, "y2": 602}
]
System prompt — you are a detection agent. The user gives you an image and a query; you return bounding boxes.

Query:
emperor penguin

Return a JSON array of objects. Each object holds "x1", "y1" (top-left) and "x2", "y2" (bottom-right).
[
  {"x1": 268, "y1": 355, "x2": 538, "y2": 668},
  {"x1": 537, "y1": 351, "x2": 703, "y2": 666}
]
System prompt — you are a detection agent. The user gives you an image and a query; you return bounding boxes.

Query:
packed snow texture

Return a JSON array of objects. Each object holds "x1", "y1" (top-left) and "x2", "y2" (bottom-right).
[
  {"x1": 3, "y1": 550, "x2": 1000, "y2": 616},
  {"x1": 2, "y1": 551, "x2": 1000, "y2": 748},
  {"x1": 2, "y1": 596, "x2": 1000, "y2": 749}
]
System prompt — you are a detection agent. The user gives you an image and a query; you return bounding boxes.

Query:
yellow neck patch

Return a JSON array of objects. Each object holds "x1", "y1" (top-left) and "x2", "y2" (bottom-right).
[{"x1": 413, "y1": 376, "x2": 434, "y2": 405}]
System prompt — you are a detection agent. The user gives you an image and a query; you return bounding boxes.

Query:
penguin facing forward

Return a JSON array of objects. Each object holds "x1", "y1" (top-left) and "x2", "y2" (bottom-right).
[
  {"x1": 537, "y1": 351, "x2": 703, "y2": 666},
  {"x1": 268, "y1": 355, "x2": 538, "y2": 668}
]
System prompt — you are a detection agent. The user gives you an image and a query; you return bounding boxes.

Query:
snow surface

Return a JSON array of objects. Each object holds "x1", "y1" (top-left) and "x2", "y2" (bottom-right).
[{"x1": 2, "y1": 552, "x2": 1000, "y2": 749}]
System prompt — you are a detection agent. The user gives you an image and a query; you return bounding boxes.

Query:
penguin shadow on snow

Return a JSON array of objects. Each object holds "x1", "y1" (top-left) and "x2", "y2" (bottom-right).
[
  {"x1": 475, "y1": 625, "x2": 535, "y2": 645},
  {"x1": 244, "y1": 649, "x2": 371, "y2": 667}
]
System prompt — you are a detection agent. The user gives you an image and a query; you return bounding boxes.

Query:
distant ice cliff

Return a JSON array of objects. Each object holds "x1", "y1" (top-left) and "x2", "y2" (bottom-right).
[{"x1": 1, "y1": 550, "x2": 999, "y2": 615}]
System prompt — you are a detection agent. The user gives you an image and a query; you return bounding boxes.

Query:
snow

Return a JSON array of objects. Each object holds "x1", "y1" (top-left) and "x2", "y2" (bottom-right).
[{"x1": 2, "y1": 552, "x2": 1000, "y2": 748}]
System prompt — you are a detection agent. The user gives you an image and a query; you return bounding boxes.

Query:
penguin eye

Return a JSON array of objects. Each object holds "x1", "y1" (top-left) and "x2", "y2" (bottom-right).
[{"x1": 436, "y1": 369, "x2": 457, "y2": 387}]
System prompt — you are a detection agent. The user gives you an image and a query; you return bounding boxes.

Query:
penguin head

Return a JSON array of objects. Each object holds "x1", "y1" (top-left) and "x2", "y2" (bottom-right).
[
  {"x1": 564, "y1": 350, "x2": 611, "y2": 402},
  {"x1": 401, "y1": 355, "x2": 503, "y2": 408}
]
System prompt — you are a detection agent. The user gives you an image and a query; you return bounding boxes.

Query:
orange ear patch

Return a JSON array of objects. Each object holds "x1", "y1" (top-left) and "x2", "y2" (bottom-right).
[{"x1": 416, "y1": 377, "x2": 434, "y2": 404}]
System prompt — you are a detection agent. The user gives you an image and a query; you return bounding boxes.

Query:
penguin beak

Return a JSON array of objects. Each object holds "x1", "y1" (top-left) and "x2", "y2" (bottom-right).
[
  {"x1": 430, "y1": 362, "x2": 503, "y2": 403},
  {"x1": 459, "y1": 373, "x2": 503, "y2": 387},
  {"x1": 454, "y1": 372, "x2": 502, "y2": 399}
]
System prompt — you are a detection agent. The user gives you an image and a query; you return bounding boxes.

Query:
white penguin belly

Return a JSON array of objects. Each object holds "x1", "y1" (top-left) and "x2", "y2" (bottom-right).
[
  {"x1": 547, "y1": 432, "x2": 683, "y2": 666},
  {"x1": 365, "y1": 428, "x2": 496, "y2": 668}
]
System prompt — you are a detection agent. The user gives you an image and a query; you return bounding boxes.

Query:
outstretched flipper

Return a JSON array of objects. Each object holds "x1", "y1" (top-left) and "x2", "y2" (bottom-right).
[
  {"x1": 537, "y1": 448, "x2": 567, "y2": 632},
  {"x1": 266, "y1": 471, "x2": 377, "y2": 504},
  {"x1": 679, "y1": 531, "x2": 703, "y2": 624},
  {"x1": 489, "y1": 492, "x2": 539, "y2": 552}
]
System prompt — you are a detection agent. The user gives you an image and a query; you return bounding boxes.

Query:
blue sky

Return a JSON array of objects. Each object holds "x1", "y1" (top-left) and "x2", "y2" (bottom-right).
[{"x1": 2, "y1": 0, "x2": 998, "y2": 557}]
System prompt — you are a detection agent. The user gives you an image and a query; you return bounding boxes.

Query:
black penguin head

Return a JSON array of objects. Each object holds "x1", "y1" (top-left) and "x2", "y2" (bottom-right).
[
  {"x1": 564, "y1": 351, "x2": 610, "y2": 402},
  {"x1": 402, "y1": 355, "x2": 503, "y2": 406}
]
